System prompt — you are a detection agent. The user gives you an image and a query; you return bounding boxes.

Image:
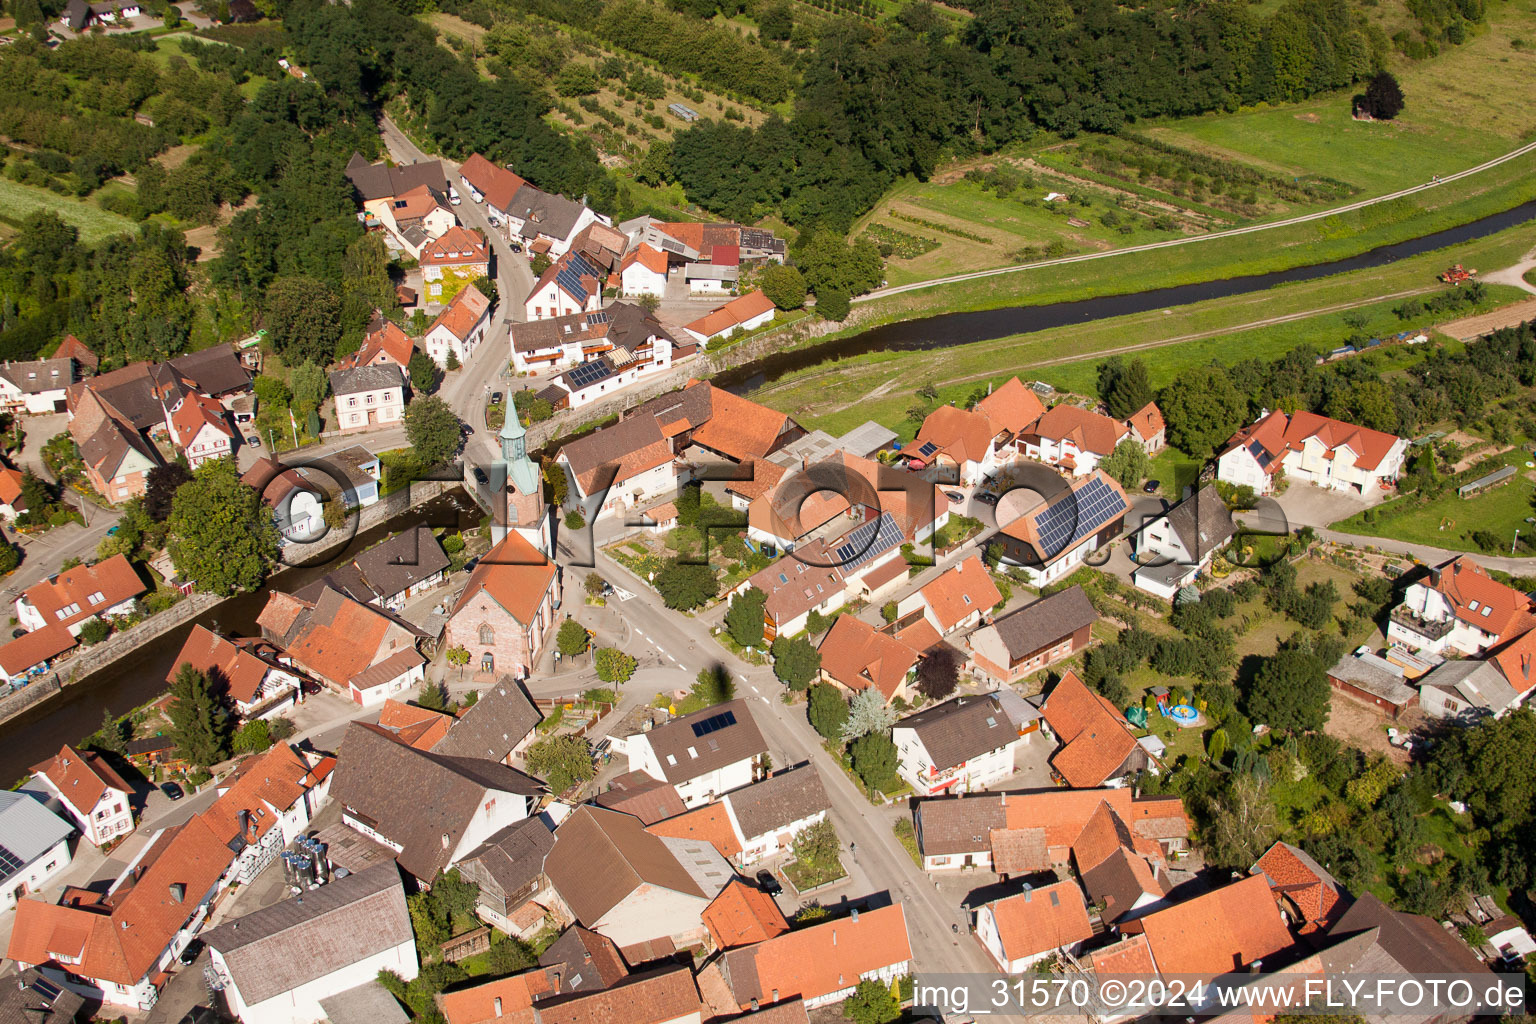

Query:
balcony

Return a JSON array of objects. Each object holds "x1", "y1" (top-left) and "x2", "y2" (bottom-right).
[{"x1": 1389, "y1": 606, "x2": 1453, "y2": 642}]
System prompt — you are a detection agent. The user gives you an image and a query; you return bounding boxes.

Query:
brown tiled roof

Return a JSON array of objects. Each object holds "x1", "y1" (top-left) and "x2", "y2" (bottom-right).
[
  {"x1": 685, "y1": 383, "x2": 792, "y2": 463},
  {"x1": 703, "y1": 880, "x2": 789, "y2": 950},
  {"x1": 346, "y1": 153, "x2": 448, "y2": 202},
  {"x1": 990, "y1": 827, "x2": 1048, "y2": 874},
  {"x1": 164, "y1": 345, "x2": 251, "y2": 397},
  {"x1": 982, "y1": 586, "x2": 1097, "y2": 660},
  {"x1": 1027, "y1": 403, "x2": 1129, "y2": 457},
  {"x1": 725, "y1": 765, "x2": 829, "y2": 841},
  {"x1": 1081, "y1": 847, "x2": 1167, "y2": 925},
  {"x1": 915, "y1": 405, "x2": 997, "y2": 466},
  {"x1": 21, "y1": 554, "x2": 146, "y2": 632},
  {"x1": 169, "y1": 392, "x2": 232, "y2": 450},
  {"x1": 168, "y1": 625, "x2": 283, "y2": 704},
  {"x1": 430, "y1": 285, "x2": 490, "y2": 341},
  {"x1": 914, "y1": 795, "x2": 1007, "y2": 857},
  {"x1": 52, "y1": 334, "x2": 98, "y2": 370},
  {"x1": 458, "y1": 818, "x2": 556, "y2": 902},
  {"x1": 203, "y1": 744, "x2": 331, "y2": 848},
  {"x1": 558, "y1": 415, "x2": 674, "y2": 496},
  {"x1": 450, "y1": 533, "x2": 557, "y2": 626},
  {"x1": 745, "y1": 542, "x2": 844, "y2": 627},
  {"x1": 256, "y1": 591, "x2": 312, "y2": 641},
  {"x1": 915, "y1": 555, "x2": 1001, "y2": 631},
  {"x1": 285, "y1": 588, "x2": 416, "y2": 687},
  {"x1": 433, "y1": 678, "x2": 542, "y2": 762},
  {"x1": 639, "y1": 699, "x2": 766, "y2": 786},
  {"x1": 1128, "y1": 874, "x2": 1293, "y2": 976},
  {"x1": 332, "y1": 723, "x2": 542, "y2": 881},
  {"x1": 721, "y1": 905, "x2": 911, "y2": 1007},
  {"x1": 534, "y1": 964, "x2": 701, "y2": 1024},
  {"x1": 1326, "y1": 892, "x2": 1488, "y2": 975},
  {"x1": 818, "y1": 615, "x2": 919, "y2": 700},
  {"x1": 438, "y1": 967, "x2": 554, "y2": 1024},
  {"x1": 682, "y1": 291, "x2": 775, "y2": 341},
  {"x1": 457, "y1": 154, "x2": 526, "y2": 212},
  {"x1": 32, "y1": 744, "x2": 130, "y2": 810},
  {"x1": 544, "y1": 806, "x2": 705, "y2": 925},
  {"x1": 421, "y1": 226, "x2": 488, "y2": 267},
  {"x1": 895, "y1": 694, "x2": 1015, "y2": 773},
  {"x1": 592, "y1": 771, "x2": 688, "y2": 825},
  {"x1": 1041, "y1": 671, "x2": 1141, "y2": 788},
  {"x1": 539, "y1": 926, "x2": 630, "y2": 993},
  {"x1": 645, "y1": 803, "x2": 742, "y2": 861},
  {"x1": 0, "y1": 467, "x2": 23, "y2": 508},
  {"x1": 983, "y1": 880, "x2": 1094, "y2": 961},
  {"x1": 353, "y1": 526, "x2": 450, "y2": 600},
  {"x1": 974, "y1": 377, "x2": 1045, "y2": 434}
]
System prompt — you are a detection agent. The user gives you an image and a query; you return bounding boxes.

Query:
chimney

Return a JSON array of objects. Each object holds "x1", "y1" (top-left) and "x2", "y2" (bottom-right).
[
  {"x1": 551, "y1": 971, "x2": 562, "y2": 992},
  {"x1": 999, "y1": 792, "x2": 1007, "y2": 807},
  {"x1": 1249, "y1": 959, "x2": 1264, "y2": 975},
  {"x1": 772, "y1": 990, "x2": 778, "y2": 1003},
  {"x1": 1523, "y1": 653, "x2": 1531, "y2": 681},
  {"x1": 750, "y1": 1000, "x2": 759, "y2": 1012},
  {"x1": 442, "y1": 832, "x2": 451, "y2": 849},
  {"x1": 493, "y1": 998, "x2": 503, "y2": 1017},
  {"x1": 851, "y1": 908, "x2": 859, "y2": 923},
  {"x1": 169, "y1": 883, "x2": 185, "y2": 903}
]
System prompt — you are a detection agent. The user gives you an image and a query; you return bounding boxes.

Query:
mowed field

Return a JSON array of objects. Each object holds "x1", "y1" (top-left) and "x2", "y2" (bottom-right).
[
  {"x1": 745, "y1": 222, "x2": 1536, "y2": 438},
  {"x1": 0, "y1": 177, "x2": 137, "y2": 243}
]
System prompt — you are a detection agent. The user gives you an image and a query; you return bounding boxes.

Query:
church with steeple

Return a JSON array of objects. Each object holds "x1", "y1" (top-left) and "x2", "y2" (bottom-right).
[{"x1": 491, "y1": 410, "x2": 553, "y2": 556}]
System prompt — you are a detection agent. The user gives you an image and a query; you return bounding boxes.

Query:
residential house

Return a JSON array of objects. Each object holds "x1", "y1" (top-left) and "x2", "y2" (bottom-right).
[
  {"x1": 167, "y1": 625, "x2": 303, "y2": 721},
  {"x1": 308, "y1": 445, "x2": 383, "y2": 510},
  {"x1": 538, "y1": 926, "x2": 630, "y2": 993},
  {"x1": 346, "y1": 153, "x2": 449, "y2": 214},
  {"x1": 454, "y1": 817, "x2": 559, "y2": 936},
  {"x1": 618, "y1": 243, "x2": 669, "y2": 298},
  {"x1": 23, "y1": 745, "x2": 134, "y2": 848},
  {"x1": 1389, "y1": 555, "x2": 1536, "y2": 656},
  {"x1": 0, "y1": 465, "x2": 27, "y2": 521},
  {"x1": 975, "y1": 880, "x2": 1094, "y2": 972},
  {"x1": 330, "y1": 364, "x2": 406, "y2": 434},
  {"x1": 1250, "y1": 841, "x2": 1351, "y2": 936},
  {"x1": 1040, "y1": 671, "x2": 1154, "y2": 788},
  {"x1": 556, "y1": 415, "x2": 677, "y2": 519},
  {"x1": 375, "y1": 699, "x2": 454, "y2": 750},
  {"x1": 337, "y1": 319, "x2": 415, "y2": 373},
  {"x1": 256, "y1": 587, "x2": 428, "y2": 706},
  {"x1": 912, "y1": 787, "x2": 1135, "y2": 873},
  {"x1": 616, "y1": 698, "x2": 768, "y2": 808},
  {"x1": 504, "y1": 184, "x2": 608, "y2": 260},
  {"x1": 0, "y1": 791, "x2": 74, "y2": 912},
  {"x1": 893, "y1": 693, "x2": 1023, "y2": 796},
  {"x1": 331, "y1": 722, "x2": 543, "y2": 884},
  {"x1": 436, "y1": 967, "x2": 559, "y2": 1024},
  {"x1": 1018, "y1": 403, "x2": 1130, "y2": 477},
  {"x1": 424, "y1": 285, "x2": 491, "y2": 368},
  {"x1": 421, "y1": 227, "x2": 491, "y2": 292},
  {"x1": 620, "y1": 217, "x2": 786, "y2": 265},
  {"x1": 1132, "y1": 484, "x2": 1238, "y2": 598},
  {"x1": 15, "y1": 555, "x2": 145, "y2": 638},
  {"x1": 1326, "y1": 647, "x2": 1419, "y2": 719},
  {"x1": 738, "y1": 542, "x2": 848, "y2": 642},
  {"x1": 908, "y1": 378, "x2": 1046, "y2": 486},
  {"x1": 817, "y1": 615, "x2": 923, "y2": 705},
  {"x1": 68, "y1": 388, "x2": 159, "y2": 502},
  {"x1": 0, "y1": 969, "x2": 85, "y2": 1024},
  {"x1": 1217, "y1": 409, "x2": 1407, "y2": 496},
  {"x1": 326, "y1": 526, "x2": 451, "y2": 613},
  {"x1": 1126, "y1": 401, "x2": 1166, "y2": 453},
  {"x1": 243, "y1": 458, "x2": 328, "y2": 546},
  {"x1": 0, "y1": 624, "x2": 75, "y2": 688},
  {"x1": 442, "y1": 533, "x2": 560, "y2": 680},
  {"x1": 543, "y1": 805, "x2": 732, "y2": 952},
  {"x1": 684, "y1": 263, "x2": 738, "y2": 294},
  {"x1": 373, "y1": 184, "x2": 457, "y2": 259},
  {"x1": 680, "y1": 291, "x2": 775, "y2": 346},
  {"x1": 531, "y1": 316, "x2": 684, "y2": 412},
  {"x1": 457, "y1": 155, "x2": 527, "y2": 226},
  {"x1": 432, "y1": 678, "x2": 544, "y2": 765},
  {"x1": 991, "y1": 470, "x2": 1128, "y2": 585},
  {"x1": 968, "y1": 585, "x2": 1097, "y2": 686},
  {"x1": 204, "y1": 863, "x2": 417, "y2": 1024},
  {"x1": 507, "y1": 964, "x2": 701, "y2": 1024},
  {"x1": 645, "y1": 802, "x2": 743, "y2": 865},
  {"x1": 1413, "y1": 629, "x2": 1536, "y2": 721},
  {"x1": 52, "y1": 335, "x2": 98, "y2": 373},
  {"x1": 594, "y1": 772, "x2": 688, "y2": 825},
  {"x1": 712, "y1": 905, "x2": 911, "y2": 1011},
  {"x1": 202, "y1": 743, "x2": 335, "y2": 885},
  {"x1": 523, "y1": 223, "x2": 627, "y2": 321},
  {"x1": 624, "y1": 379, "x2": 803, "y2": 465},
  {"x1": 166, "y1": 393, "x2": 235, "y2": 468},
  {"x1": 714, "y1": 766, "x2": 829, "y2": 865},
  {"x1": 898, "y1": 555, "x2": 1002, "y2": 635},
  {"x1": 6, "y1": 813, "x2": 234, "y2": 1009},
  {"x1": 1122, "y1": 874, "x2": 1293, "y2": 977},
  {"x1": 702, "y1": 880, "x2": 789, "y2": 951},
  {"x1": 0, "y1": 358, "x2": 77, "y2": 414}
]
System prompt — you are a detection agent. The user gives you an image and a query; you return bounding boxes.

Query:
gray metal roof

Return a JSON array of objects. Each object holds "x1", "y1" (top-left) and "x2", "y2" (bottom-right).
[
  {"x1": 329, "y1": 363, "x2": 404, "y2": 397},
  {"x1": 836, "y1": 421, "x2": 898, "y2": 458},
  {"x1": 0, "y1": 791, "x2": 74, "y2": 887}
]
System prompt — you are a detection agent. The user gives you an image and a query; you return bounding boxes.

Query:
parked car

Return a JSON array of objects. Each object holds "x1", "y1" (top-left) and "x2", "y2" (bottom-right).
[
  {"x1": 247, "y1": 435, "x2": 261, "y2": 448},
  {"x1": 1143, "y1": 480, "x2": 1159, "y2": 493},
  {"x1": 161, "y1": 782, "x2": 184, "y2": 801},
  {"x1": 975, "y1": 492, "x2": 999, "y2": 505},
  {"x1": 463, "y1": 557, "x2": 481, "y2": 573},
  {"x1": 756, "y1": 870, "x2": 783, "y2": 897},
  {"x1": 177, "y1": 939, "x2": 203, "y2": 966},
  {"x1": 470, "y1": 188, "x2": 484, "y2": 203},
  {"x1": 487, "y1": 213, "x2": 501, "y2": 227},
  {"x1": 448, "y1": 186, "x2": 462, "y2": 206},
  {"x1": 509, "y1": 243, "x2": 523, "y2": 254},
  {"x1": 491, "y1": 391, "x2": 504, "y2": 404},
  {"x1": 472, "y1": 467, "x2": 489, "y2": 486},
  {"x1": 943, "y1": 491, "x2": 965, "y2": 503}
]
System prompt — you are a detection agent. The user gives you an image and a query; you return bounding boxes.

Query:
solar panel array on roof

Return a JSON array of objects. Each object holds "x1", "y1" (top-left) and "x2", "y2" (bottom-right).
[
  {"x1": 30, "y1": 977, "x2": 62, "y2": 1001},
  {"x1": 916, "y1": 441, "x2": 939, "y2": 458},
  {"x1": 660, "y1": 238, "x2": 687, "y2": 255},
  {"x1": 691, "y1": 709, "x2": 738, "y2": 737},
  {"x1": 586, "y1": 311, "x2": 610, "y2": 325},
  {"x1": 832, "y1": 512, "x2": 903, "y2": 574},
  {"x1": 0, "y1": 842, "x2": 25, "y2": 881},
  {"x1": 556, "y1": 252, "x2": 601, "y2": 305},
  {"x1": 1033, "y1": 476, "x2": 1127, "y2": 557},
  {"x1": 566, "y1": 360, "x2": 613, "y2": 390}
]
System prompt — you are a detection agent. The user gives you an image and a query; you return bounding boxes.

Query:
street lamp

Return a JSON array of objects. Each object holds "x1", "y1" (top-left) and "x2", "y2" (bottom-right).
[{"x1": 1514, "y1": 529, "x2": 1521, "y2": 556}]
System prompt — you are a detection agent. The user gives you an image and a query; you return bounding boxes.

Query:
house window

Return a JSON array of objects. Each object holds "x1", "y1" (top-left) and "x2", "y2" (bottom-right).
[
  {"x1": 366, "y1": 394, "x2": 375, "y2": 404},
  {"x1": 348, "y1": 398, "x2": 357, "y2": 407},
  {"x1": 479, "y1": 624, "x2": 495, "y2": 645}
]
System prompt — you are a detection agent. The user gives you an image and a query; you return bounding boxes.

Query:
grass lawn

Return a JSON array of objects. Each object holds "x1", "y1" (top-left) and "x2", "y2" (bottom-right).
[
  {"x1": 0, "y1": 178, "x2": 137, "y2": 243},
  {"x1": 1149, "y1": 447, "x2": 1202, "y2": 498},
  {"x1": 783, "y1": 855, "x2": 846, "y2": 892},
  {"x1": 746, "y1": 223, "x2": 1536, "y2": 438},
  {"x1": 1334, "y1": 453, "x2": 1536, "y2": 556}
]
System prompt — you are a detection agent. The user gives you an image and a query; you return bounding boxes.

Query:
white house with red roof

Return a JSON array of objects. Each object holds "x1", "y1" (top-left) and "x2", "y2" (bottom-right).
[
  {"x1": 424, "y1": 284, "x2": 491, "y2": 368},
  {"x1": 205, "y1": 743, "x2": 334, "y2": 885},
  {"x1": 710, "y1": 904, "x2": 911, "y2": 1010},
  {"x1": 0, "y1": 465, "x2": 26, "y2": 521},
  {"x1": 168, "y1": 625, "x2": 303, "y2": 721},
  {"x1": 1249, "y1": 840, "x2": 1350, "y2": 936},
  {"x1": 337, "y1": 319, "x2": 415, "y2": 373},
  {"x1": 1389, "y1": 555, "x2": 1536, "y2": 655},
  {"x1": 420, "y1": 226, "x2": 490, "y2": 287},
  {"x1": 976, "y1": 879, "x2": 1094, "y2": 971},
  {"x1": 165, "y1": 392, "x2": 234, "y2": 468},
  {"x1": 1040, "y1": 670, "x2": 1155, "y2": 788},
  {"x1": 681, "y1": 291, "x2": 775, "y2": 345},
  {"x1": 896, "y1": 555, "x2": 1002, "y2": 635},
  {"x1": 15, "y1": 554, "x2": 146, "y2": 638},
  {"x1": 618, "y1": 243, "x2": 670, "y2": 298},
  {"x1": 1017, "y1": 402, "x2": 1163, "y2": 477},
  {"x1": 911, "y1": 379, "x2": 1046, "y2": 486},
  {"x1": 25, "y1": 744, "x2": 134, "y2": 846},
  {"x1": 1218, "y1": 409, "x2": 1407, "y2": 496}
]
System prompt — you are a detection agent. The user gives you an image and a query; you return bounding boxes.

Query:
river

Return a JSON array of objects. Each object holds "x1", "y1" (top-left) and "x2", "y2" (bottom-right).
[
  {"x1": 0, "y1": 490, "x2": 482, "y2": 783},
  {"x1": 716, "y1": 199, "x2": 1536, "y2": 394}
]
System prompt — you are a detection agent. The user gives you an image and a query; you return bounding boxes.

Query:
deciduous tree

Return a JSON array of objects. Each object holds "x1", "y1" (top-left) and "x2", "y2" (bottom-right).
[
  {"x1": 263, "y1": 276, "x2": 342, "y2": 365},
  {"x1": 168, "y1": 458, "x2": 279, "y2": 596},
  {"x1": 849, "y1": 731, "x2": 899, "y2": 792},
  {"x1": 725, "y1": 587, "x2": 767, "y2": 648},
  {"x1": 557, "y1": 618, "x2": 591, "y2": 657},
  {"x1": 595, "y1": 647, "x2": 637, "y2": 683},
  {"x1": 655, "y1": 559, "x2": 719, "y2": 610},
  {"x1": 1099, "y1": 438, "x2": 1151, "y2": 490},
  {"x1": 807, "y1": 682, "x2": 848, "y2": 740},
  {"x1": 759, "y1": 265, "x2": 807, "y2": 310},
  {"x1": 771, "y1": 634, "x2": 820, "y2": 690},
  {"x1": 404, "y1": 395, "x2": 462, "y2": 466},
  {"x1": 1159, "y1": 365, "x2": 1248, "y2": 458},
  {"x1": 526, "y1": 734, "x2": 594, "y2": 793},
  {"x1": 915, "y1": 646, "x2": 958, "y2": 701}
]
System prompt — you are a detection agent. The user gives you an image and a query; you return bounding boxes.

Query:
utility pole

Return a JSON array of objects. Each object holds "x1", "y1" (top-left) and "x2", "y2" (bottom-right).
[{"x1": 1514, "y1": 529, "x2": 1521, "y2": 556}]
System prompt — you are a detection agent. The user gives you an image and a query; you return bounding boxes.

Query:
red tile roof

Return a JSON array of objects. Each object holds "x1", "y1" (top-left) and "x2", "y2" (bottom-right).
[
  {"x1": 53, "y1": 334, "x2": 99, "y2": 370},
  {"x1": 722, "y1": 905, "x2": 911, "y2": 1008},
  {"x1": 974, "y1": 377, "x2": 1045, "y2": 435},
  {"x1": 459, "y1": 153, "x2": 527, "y2": 212},
  {"x1": 645, "y1": 802, "x2": 743, "y2": 861},
  {"x1": 390, "y1": 183, "x2": 447, "y2": 221},
  {"x1": 1041, "y1": 671, "x2": 1141, "y2": 788},
  {"x1": 1127, "y1": 875, "x2": 1293, "y2": 976},
  {"x1": 1071, "y1": 800, "x2": 1163, "y2": 875},
  {"x1": 377, "y1": 698, "x2": 454, "y2": 749},
  {"x1": 1028, "y1": 403, "x2": 1129, "y2": 457},
  {"x1": 451, "y1": 532, "x2": 557, "y2": 626},
  {"x1": 915, "y1": 405, "x2": 998, "y2": 466},
  {"x1": 32, "y1": 744, "x2": 130, "y2": 810},
  {"x1": 686, "y1": 383, "x2": 791, "y2": 463},
  {"x1": 169, "y1": 393, "x2": 232, "y2": 452},
  {"x1": 702, "y1": 880, "x2": 789, "y2": 950},
  {"x1": 1127, "y1": 401, "x2": 1165, "y2": 443},
  {"x1": 984, "y1": 880, "x2": 1094, "y2": 962},
  {"x1": 0, "y1": 466, "x2": 25, "y2": 507},
  {"x1": 1427, "y1": 556, "x2": 1536, "y2": 640},
  {"x1": 439, "y1": 969, "x2": 554, "y2": 1024},
  {"x1": 0, "y1": 623, "x2": 74, "y2": 676},
  {"x1": 167, "y1": 625, "x2": 274, "y2": 704},
  {"x1": 1250, "y1": 841, "x2": 1347, "y2": 932},
  {"x1": 916, "y1": 555, "x2": 1001, "y2": 631},
  {"x1": 203, "y1": 744, "x2": 329, "y2": 847},
  {"x1": 284, "y1": 590, "x2": 410, "y2": 687},
  {"x1": 340, "y1": 321, "x2": 416, "y2": 371},
  {"x1": 422, "y1": 226, "x2": 489, "y2": 268},
  {"x1": 430, "y1": 284, "x2": 491, "y2": 341},
  {"x1": 1224, "y1": 410, "x2": 1403, "y2": 474},
  {"x1": 818, "y1": 615, "x2": 921, "y2": 700},
  {"x1": 621, "y1": 243, "x2": 669, "y2": 276},
  {"x1": 683, "y1": 290, "x2": 775, "y2": 341},
  {"x1": 1090, "y1": 934, "x2": 1157, "y2": 975},
  {"x1": 21, "y1": 555, "x2": 146, "y2": 632}
]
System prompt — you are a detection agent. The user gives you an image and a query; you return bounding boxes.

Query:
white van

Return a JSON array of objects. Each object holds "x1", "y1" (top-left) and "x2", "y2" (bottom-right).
[{"x1": 448, "y1": 186, "x2": 462, "y2": 206}]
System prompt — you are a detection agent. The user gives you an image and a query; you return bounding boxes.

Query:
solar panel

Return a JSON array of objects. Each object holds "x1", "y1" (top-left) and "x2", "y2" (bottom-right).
[
  {"x1": 660, "y1": 238, "x2": 687, "y2": 254},
  {"x1": 566, "y1": 360, "x2": 612, "y2": 390},
  {"x1": 1033, "y1": 477, "x2": 1127, "y2": 557},
  {"x1": 690, "y1": 709, "x2": 737, "y2": 737},
  {"x1": 556, "y1": 267, "x2": 589, "y2": 305},
  {"x1": 586, "y1": 311, "x2": 610, "y2": 325},
  {"x1": 916, "y1": 441, "x2": 938, "y2": 458},
  {"x1": 30, "y1": 978, "x2": 61, "y2": 1000},
  {"x1": 832, "y1": 512, "x2": 903, "y2": 573},
  {"x1": 0, "y1": 842, "x2": 24, "y2": 881}
]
